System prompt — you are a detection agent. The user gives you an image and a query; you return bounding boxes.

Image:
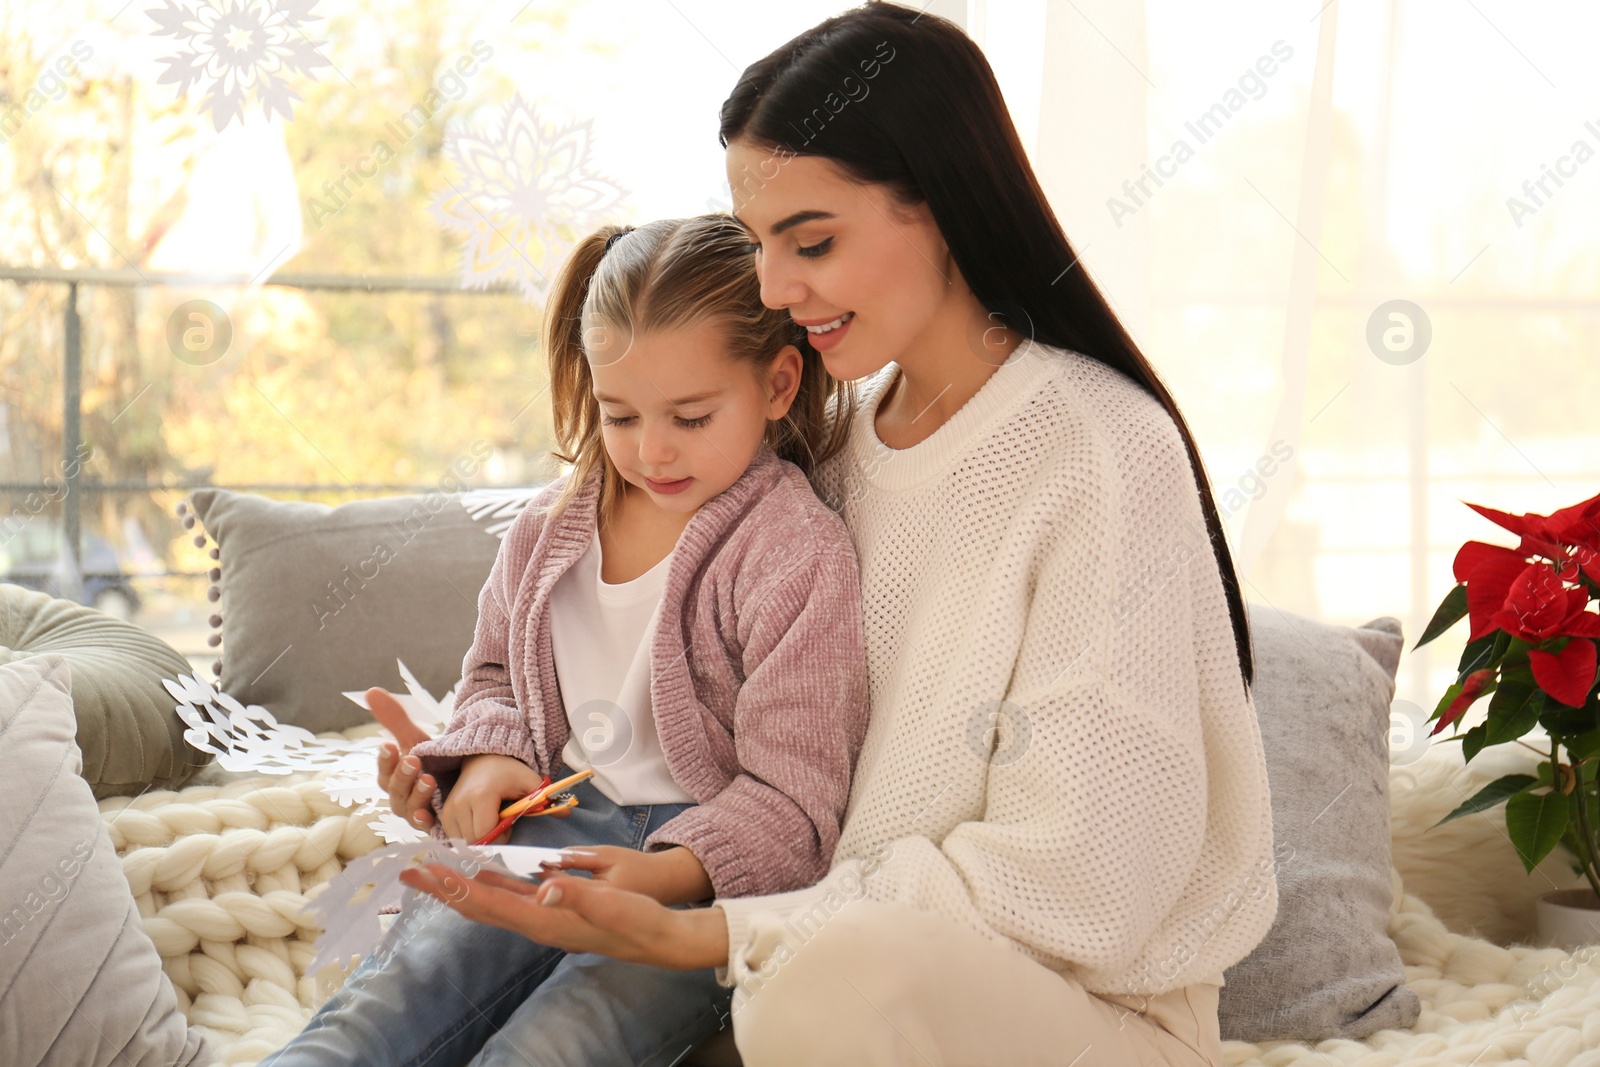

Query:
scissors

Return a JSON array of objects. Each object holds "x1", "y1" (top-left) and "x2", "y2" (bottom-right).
[{"x1": 470, "y1": 768, "x2": 596, "y2": 847}]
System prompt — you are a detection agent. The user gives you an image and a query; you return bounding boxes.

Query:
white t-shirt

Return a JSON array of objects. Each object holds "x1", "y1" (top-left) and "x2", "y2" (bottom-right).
[{"x1": 547, "y1": 526, "x2": 696, "y2": 806}]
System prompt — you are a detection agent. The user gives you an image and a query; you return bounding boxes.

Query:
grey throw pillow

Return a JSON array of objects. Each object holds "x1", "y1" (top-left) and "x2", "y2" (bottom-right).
[
  {"x1": 0, "y1": 584, "x2": 211, "y2": 799},
  {"x1": 1218, "y1": 605, "x2": 1421, "y2": 1042},
  {"x1": 0, "y1": 652, "x2": 213, "y2": 1066},
  {"x1": 187, "y1": 488, "x2": 537, "y2": 734}
]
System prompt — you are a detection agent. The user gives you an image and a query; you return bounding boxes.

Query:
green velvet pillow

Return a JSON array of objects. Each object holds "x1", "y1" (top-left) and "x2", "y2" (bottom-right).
[{"x1": 0, "y1": 584, "x2": 211, "y2": 798}]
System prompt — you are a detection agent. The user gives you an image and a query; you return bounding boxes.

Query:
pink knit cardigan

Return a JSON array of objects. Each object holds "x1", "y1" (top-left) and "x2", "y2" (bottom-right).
[{"x1": 408, "y1": 444, "x2": 870, "y2": 899}]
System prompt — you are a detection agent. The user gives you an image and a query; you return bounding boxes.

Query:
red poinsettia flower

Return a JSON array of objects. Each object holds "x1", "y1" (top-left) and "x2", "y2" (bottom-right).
[
  {"x1": 1466, "y1": 489, "x2": 1600, "y2": 585},
  {"x1": 1545, "y1": 493, "x2": 1600, "y2": 554},
  {"x1": 1453, "y1": 541, "x2": 1535, "y2": 642},
  {"x1": 1442, "y1": 493, "x2": 1600, "y2": 713},
  {"x1": 1487, "y1": 562, "x2": 1600, "y2": 643},
  {"x1": 1571, "y1": 544, "x2": 1600, "y2": 586},
  {"x1": 1529, "y1": 638, "x2": 1599, "y2": 708},
  {"x1": 1431, "y1": 668, "x2": 1495, "y2": 736}
]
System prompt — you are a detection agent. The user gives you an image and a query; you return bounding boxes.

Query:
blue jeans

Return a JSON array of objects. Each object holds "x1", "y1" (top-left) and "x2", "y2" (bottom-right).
[{"x1": 261, "y1": 770, "x2": 733, "y2": 1066}]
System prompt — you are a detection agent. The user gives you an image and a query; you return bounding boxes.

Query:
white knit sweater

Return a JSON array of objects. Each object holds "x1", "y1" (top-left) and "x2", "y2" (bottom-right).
[{"x1": 715, "y1": 339, "x2": 1279, "y2": 999}]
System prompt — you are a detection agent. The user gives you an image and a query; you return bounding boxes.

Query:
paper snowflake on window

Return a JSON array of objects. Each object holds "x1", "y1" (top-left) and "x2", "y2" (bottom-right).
[
  {"x1": 165, "y1": 659, "x2": 455, "y2": 844},
  {"x1": 428, "y1": 94, "x2": 628, "y2": 303},
  {"x1": 146, "y1": 0, "x2": 330, "y2": 131}
]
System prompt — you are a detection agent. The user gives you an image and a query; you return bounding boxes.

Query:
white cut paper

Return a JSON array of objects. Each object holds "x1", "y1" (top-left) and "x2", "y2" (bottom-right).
[
  {"x1": 166, "y1": 660, "x2": 459, "y2": 844},
  {"x1": 300, "y1": 838, "x2": 545, "y2": 980},
  {"x1": 478, "y1": 844, "x2": 565, "y2": 877},
  {"x1": 459, "y1": 488, "x2": 541, "y2": 540},
  {"x1": 339, "y1": 658, "x2": 456, "y2": 734}
]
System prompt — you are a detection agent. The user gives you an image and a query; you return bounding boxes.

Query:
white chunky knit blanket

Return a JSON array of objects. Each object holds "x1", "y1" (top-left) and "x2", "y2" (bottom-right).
[{"x1": 100, "y1": 725, "x2": 1600, "y2": 1066}]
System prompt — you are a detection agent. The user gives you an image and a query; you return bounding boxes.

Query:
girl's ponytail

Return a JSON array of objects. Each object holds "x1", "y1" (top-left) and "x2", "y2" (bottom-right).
[{"x1": 542, "y1": 224, "x2": 633, "y2": 527}]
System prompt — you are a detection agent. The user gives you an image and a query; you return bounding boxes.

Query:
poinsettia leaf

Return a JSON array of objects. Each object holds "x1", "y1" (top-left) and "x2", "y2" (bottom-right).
[
  {"x1": 1540, "y1": 705, "x2": 1598, "y2": 737},
  {"x1": 1484, "y1": 680, "x2": 1546, "y2": 746},
  {"x1": 1530, "y1": 639, "x2": 1599, "y2": 708},
  {"x1": 1500, "y1": 663, "x2": 1535, "y2": 688},
  {"x1": 1416, "y1": 583, "x2": 1470, "y2": 649},
  {"x1": 1431, "y1": 773, "x2": 1537, "y2": 829},
  {"x1": 1466, "y1": 501, "x2": 1533, "y2": 538},
  {"x1": 1454, "y1": 541, "x2": 1515, "y2": 583},
  {"x1": 1466, "y1": 556, "x2": 1533, "y2": 642},
  {"x1": 1459, "y1": 630, "x2": 1511, "y2": 680},
  {"x1": 1502, "y1": 636, "x2": 1533, "y2": 670},
  {"x1": 1548, "y1": 491, "x2": 1600, "y2": 541},
  {"x1": 1432, "y1": 670, "x2": 1496, "y2": 735},
  {"x1": 1462, "y1": 723, "x2": 1491, "y2": 763},
  {"x1": 1505, "y1": 790, "x2": 1570, "y2": 873},
  {"x1": 1564, "y1": 611, "x2": 1600, "y2": 639},
  {"x1": 1431, "y1": 681, "x2": 1463, "y2": 722},
  {"x1": 1498, "y1": 562, "x2": 1574, "y2": 642},
  {"x1": 1567, "y1": 729, "x2": 1600, "y2": 760},
  {"x1": 1457, "y1": 634, "x2": 1494, "y2": 677},
  {"x1": 1487, "y1": 674, "x2": 1532, "y2": 711},
  {"x1": 1536, "y1": 761, "x2": 1555, "y2": 790}
]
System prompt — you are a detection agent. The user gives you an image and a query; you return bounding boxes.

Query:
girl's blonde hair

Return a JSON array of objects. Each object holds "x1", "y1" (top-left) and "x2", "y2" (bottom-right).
[{"x1": 542, "y1": 214, "x2": 855, "y2": 529}]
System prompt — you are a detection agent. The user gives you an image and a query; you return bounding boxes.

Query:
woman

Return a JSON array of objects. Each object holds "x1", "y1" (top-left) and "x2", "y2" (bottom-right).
[{"x1": 391, "y1": 4, "x2": 1278, "y2": 1064}]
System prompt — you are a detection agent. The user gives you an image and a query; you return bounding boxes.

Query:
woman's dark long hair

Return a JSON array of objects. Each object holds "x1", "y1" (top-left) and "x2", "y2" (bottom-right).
[{"x1": 718, "y1": 0, "x2": 1254, "y2": 690}]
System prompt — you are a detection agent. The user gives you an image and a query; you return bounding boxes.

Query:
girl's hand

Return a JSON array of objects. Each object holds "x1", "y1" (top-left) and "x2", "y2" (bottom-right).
[
  {"x1": 540, "y1": 845, "x2": 714, "y2": 906},
  {"x1": 442, "y1": 753, "x2": 549, "y2": 844},
  {"x1": 371, "y1": 688, "x2": 437, "y2": 831},
  {"x1": 398, "y1": 865, "x2": 729, "y2": 971}
]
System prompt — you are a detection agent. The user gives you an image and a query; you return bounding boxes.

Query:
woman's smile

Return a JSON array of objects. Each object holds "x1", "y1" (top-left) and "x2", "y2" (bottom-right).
[{"x1": 796, "y1": 310, "x2": 855, "y2": 351}]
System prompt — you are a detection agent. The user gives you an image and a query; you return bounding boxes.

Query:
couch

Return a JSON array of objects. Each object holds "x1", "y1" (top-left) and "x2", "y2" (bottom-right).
[
  {"x1": 12, "y1": 482, "x2": 1600, "y2": 1065},
  {"x1": 85, "y1": 713, "x2": 1600, "y2": 1066}
]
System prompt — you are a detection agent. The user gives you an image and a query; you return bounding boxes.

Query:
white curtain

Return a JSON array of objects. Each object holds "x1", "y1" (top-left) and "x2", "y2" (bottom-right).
[{"x1": 970, "y1": 0, "x2": 1600, "y2": 728}]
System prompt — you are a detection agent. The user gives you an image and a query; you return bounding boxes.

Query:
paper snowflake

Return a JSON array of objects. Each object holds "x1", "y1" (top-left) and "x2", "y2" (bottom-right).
[
  {"x1": 300, "y1": 837, "x2": 512, "y2": 979},
  {"x1": 428, "y1": 94, "x2": 628, "y2": 303},
  {"x1": 146, "y1": 0, "x2": 330, "y2": 131},
  {"x1": 300, "y1": 839, "x2": 566, "y2": 980},
  {"x1": 339, "y1": 658, "x2": 457, "y2": 735},
  {"x1": 165, "y1": 672, "x2": 376, "y2": 777},
  {"x1": 165, "y1": 660, "x2": 457, "y2": 844},
  {"x1": 460, "y1": 488, "x2": 541, "y2": 541}
]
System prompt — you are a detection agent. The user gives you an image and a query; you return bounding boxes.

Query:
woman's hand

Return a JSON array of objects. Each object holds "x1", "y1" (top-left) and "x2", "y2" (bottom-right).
[
  {"x1": 540, "y1": 845, "x2": 714, "y2": 906},
  {"x1": 372, "y1": 688, "x2": 438, "y2": 831},
  {"x1": 398, "y1": 864, "x2": 730, "y2": 971}
]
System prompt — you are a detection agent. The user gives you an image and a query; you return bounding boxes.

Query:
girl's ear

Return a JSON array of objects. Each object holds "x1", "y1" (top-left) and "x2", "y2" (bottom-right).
[{"x1": 764, "y1": 344, "x2": 805, "y2": 419}]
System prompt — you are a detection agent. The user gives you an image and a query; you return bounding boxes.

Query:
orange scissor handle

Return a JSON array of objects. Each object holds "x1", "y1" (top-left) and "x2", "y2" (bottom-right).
[
  {"x1": 527, "y1": 793, "x2": 579, "y2": 817},
  {"x1": 471, "y1": 769, "x2": 595, "y2": 847}
]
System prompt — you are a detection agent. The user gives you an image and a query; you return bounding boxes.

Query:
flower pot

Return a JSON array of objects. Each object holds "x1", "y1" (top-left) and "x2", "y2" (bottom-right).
[{"x1": 1536, "y1": 888, "x2": 1600, "y2": 949}]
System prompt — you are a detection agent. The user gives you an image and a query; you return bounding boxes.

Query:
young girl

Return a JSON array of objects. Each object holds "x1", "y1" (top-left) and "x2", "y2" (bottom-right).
[{"x1": 262, "y1": 214, "x2": 870, "y2": 1067}]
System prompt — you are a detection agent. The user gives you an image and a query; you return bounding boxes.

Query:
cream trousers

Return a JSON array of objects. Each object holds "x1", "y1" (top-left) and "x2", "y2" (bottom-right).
[{"x1": 729, "y1": 900, "x2": 1222, "y2": 1067}]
